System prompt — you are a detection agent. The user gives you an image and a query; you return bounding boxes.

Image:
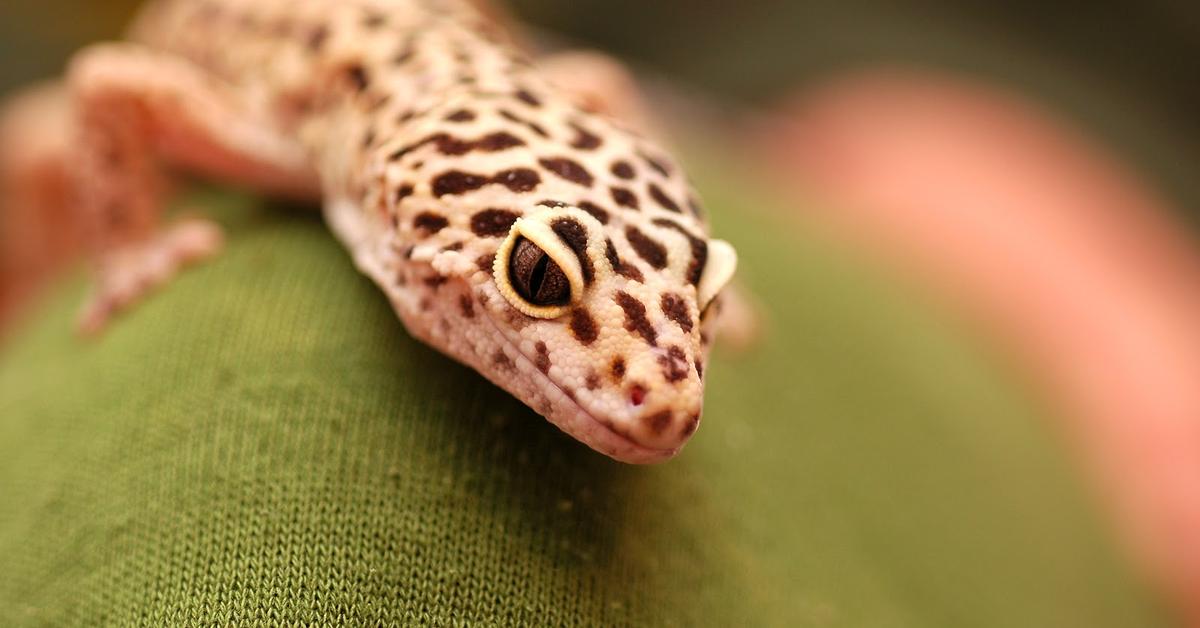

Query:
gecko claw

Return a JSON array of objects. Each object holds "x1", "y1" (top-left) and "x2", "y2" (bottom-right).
[{"x1": 76, "y1": 218, "x2": 224, "y2": 336}]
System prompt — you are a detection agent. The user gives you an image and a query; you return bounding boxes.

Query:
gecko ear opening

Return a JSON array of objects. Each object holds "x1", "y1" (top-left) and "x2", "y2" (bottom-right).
[
  {"x1": 493, "y1": 210, "x2": 587, "y2": 319},
  {"x1": 697, "y1": 239, "x2": 737, "y2": 311}
]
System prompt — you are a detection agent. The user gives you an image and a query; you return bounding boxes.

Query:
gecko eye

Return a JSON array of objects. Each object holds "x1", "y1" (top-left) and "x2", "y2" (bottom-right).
[
  {"x1": 509, "y1": 238, "x2": 571, "y2": 306},
  {"x1": 493, "y1": 207, "x2": 592, "y2": 319}
]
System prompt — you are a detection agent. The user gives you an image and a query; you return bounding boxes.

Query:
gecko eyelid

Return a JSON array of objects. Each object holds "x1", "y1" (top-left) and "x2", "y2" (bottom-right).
[{"x1": 492, "y1": 213, "x2": 585, "y2": 319}]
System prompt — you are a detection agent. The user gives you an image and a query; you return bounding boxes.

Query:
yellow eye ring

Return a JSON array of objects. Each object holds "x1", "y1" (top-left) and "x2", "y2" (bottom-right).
[{"x1": 494, "y1": 210, "x2": 587, "y2": 319}]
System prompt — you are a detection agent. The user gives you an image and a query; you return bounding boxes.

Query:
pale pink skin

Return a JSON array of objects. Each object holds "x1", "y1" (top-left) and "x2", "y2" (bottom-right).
[{"x1": 755, "y1": 69, "x2": 1200, "y2": 621}]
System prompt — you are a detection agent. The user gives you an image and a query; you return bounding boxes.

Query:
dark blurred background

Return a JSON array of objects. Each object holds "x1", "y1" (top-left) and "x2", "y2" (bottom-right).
[{"x1": 2, "y1": 0, "x2": 1198, "y2": 218}]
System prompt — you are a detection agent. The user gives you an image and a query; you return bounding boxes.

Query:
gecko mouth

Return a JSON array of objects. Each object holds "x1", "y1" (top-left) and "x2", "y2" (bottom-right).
[{"x1": 475, "y1": 306, "x2": 681, "y2": 465}]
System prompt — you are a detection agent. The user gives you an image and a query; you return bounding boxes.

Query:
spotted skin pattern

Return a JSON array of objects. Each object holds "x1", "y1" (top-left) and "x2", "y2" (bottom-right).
[{"x1": 21, "y1": 0, "x2": 739, "y2": 463}]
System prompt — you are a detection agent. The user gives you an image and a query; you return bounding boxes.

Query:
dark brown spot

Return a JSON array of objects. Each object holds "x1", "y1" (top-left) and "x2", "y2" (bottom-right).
[
  {"x1": 645, "y1": 410, "x2": 673, "y2": 435},
  {"x1": 498, "y1": 109, "x2": 549, "y2": 138},
  {"x1": 539, "y1": 157, "x2": 594, "y2": 188},
  {"x1": 413, "y1": 212, "x2": 449, "y2": 234},
  {"x1": 494, "y1": 168, "x2": 540, "y2": 192},
  {"x1": 538, "y1": 199, "x2": 569, "y2": 208},
  {"x1": 391, "y1": 131, "x2": 525, "y2": 160},
  {"x1": 473, "y1": 132, "x2": 526, "y2": 153},
  {"x1": 605, "y1": 238, "x2": 644, "y2": 282},
  {"x1": 577, "y1": 201, "x2": 610, "y2": 225},
  {"x1": 515, "y1": 88, "x2": 541, "y2": 107},
  {"x1": 394, "y1": 48, "x2": 416, "y2": 65},
  {"x1": 661, "y1": 293, "x2": 694, "y2": 333},
  {"x1": 640, "y1": 151, "x2": 672, "y2": 177},
  {"x1": 615, "y1": 291, "x2": 658, "y2": 346},
  {"x1": 658, "y1": 345, "x2": 690, "y2": 383},
  {"x1": 625, "y1": 226, "x2": 668, "y2": 270},
  {"x1": 612, "y1": 357, "x2": 627, "y2": 380},
  {"x1": 270, "y1": 18, "x2": 295, "y2": 37},
  {"x1": 570, "y1": 309, "x2": 599, "y2": 345},
  {"x1": 550, "y1": 217, "x2": 595, "y2": 285},
  {"x1": 459, "y1": 295, "x2": 475, "y2": 318},
  {"x1": 307, "y1": 25, "x2": 330, "y2": 52},
  {"x1": 477, "y1": 253, "x2": 497, "y2": 272},
  {"x1": 611, "y1": 160, "x2": 636, "y2": 180},
  {"x1": 470, "y1": 209, "x2": 520, "y2": 237},
  {"x1": 535, "y1": 341, "x2": 551, "y2": 374},
  {"x1": 682, "y1": 414, "x2": 700, "y2": 437},
  {"x1": 393, "y1": 36, "x2": 416, "y2": 65},
  {"x1": 653, "y1": 218, "x2": 709, "y2": 285},
  {"x1": 445, "y1": 109, "x2": 476, "y2": 123},
  {"x1": 610, "y1": 187, "x2": 639, "y2": 210},
  {"x1": 443, "y1": 242, "x2": 464, "y2": 252},
  {"x1": 569, "y1": 123, "x2": 603, "y2": 150},
  {"x1": 394, "y1": 184, "x2": 415, "y2": 204},
  {"x1": 586, "y1": 373, "x2": 601, "y2": 391},
  {"x1": 344, "y1": 64, "x2": 370, "y2": 92},
  {"x1": 362, "y1": 11, "x2": 387, "y2": 28},
  {"x1": 648, "y1": 183, "x2": 681, "y2": 213},
  {"x1": 424, "y1": 275, "x2": 449, "y2": 289},
  {"x1": 494, "y1": 350, "x2": 515, "y2": 371},
  {"x1": 432, "y1": 170, "x2": 488, "y2": 197}
]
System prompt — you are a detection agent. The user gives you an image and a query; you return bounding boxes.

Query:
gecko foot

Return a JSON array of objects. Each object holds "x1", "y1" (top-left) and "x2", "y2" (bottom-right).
[{"x1": 77, "y1": 218, "x2": 223, "y2": 336}]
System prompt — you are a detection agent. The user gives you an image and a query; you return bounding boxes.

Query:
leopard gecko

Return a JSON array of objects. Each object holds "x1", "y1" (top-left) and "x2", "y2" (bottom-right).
[{"x1": 0, "y1": 0, "x2": 739, "y2": 463}]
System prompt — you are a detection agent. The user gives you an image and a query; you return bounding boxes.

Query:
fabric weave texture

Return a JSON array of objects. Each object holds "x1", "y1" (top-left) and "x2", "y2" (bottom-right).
[{"x1": 0, "y1": 172, "x2": 1162, "y2": 626}]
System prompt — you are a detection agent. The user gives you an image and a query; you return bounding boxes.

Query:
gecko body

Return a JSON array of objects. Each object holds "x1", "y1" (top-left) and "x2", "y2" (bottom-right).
[{"x1": 5, "y1": 0, "x2": 738, "y2": 463}]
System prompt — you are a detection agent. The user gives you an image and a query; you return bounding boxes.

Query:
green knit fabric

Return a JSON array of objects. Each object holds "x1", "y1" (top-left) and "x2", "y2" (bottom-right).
[{"x1": 0, "y1": 162, "x2": 1164, "y2": 626}]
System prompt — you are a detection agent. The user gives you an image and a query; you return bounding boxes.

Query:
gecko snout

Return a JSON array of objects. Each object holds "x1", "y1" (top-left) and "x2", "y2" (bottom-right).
[{"x1": 598, "y1": 346, "x2": 705, "y2": 451}]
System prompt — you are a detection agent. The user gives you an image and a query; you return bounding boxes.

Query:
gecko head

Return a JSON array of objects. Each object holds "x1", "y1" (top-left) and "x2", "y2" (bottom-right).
[{"x1": 475, "y1": 205, "x2": 737, "y2": 463}]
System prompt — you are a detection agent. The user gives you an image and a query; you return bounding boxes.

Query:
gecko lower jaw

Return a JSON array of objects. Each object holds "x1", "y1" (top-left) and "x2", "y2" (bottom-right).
[{"x1": 475, "y1": 308, "x2": 682, "y2": 464}]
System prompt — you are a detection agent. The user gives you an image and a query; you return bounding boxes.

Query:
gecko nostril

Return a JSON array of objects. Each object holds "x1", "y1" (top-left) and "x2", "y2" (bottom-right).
[{"x1": 629, "y1": 384, "x2": 647, "y2": 407}]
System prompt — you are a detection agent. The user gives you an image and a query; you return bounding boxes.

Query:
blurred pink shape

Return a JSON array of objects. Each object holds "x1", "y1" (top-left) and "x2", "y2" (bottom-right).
[
  {"x1": 0, "y1": 83, "x2": 82, "y2": 334},
  {"x1": 757, "y1": 69, "x2": 1200, "y2": 622}
]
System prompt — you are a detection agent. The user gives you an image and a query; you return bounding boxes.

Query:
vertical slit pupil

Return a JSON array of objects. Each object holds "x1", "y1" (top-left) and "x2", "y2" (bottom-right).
[
  {"x1": 529, "y1": 253, "x2": 549, "y2": 299},
  {"x1": 509, "y1": 237, "x2": 570, "y2": 306}
]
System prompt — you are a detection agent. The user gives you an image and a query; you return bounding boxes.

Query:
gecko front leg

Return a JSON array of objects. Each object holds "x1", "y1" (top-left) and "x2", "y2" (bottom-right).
[{"x1": 66, "y1": 43, "x2": 320, "y2": 334}]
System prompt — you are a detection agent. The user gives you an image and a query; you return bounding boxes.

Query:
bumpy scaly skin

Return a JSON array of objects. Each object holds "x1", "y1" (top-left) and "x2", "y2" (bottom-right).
[{"x1": 17, "y1": 0, "x2": 739, "y2": 463}]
